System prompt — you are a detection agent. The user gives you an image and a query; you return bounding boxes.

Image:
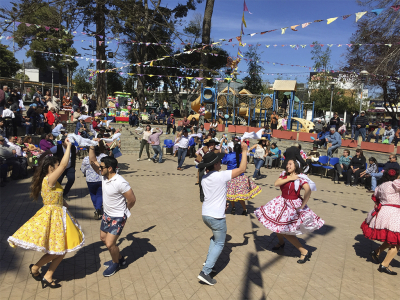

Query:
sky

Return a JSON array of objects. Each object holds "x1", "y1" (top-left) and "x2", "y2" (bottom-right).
[{"x1": 1, "y1": 0, "x2": 381, "y2": 85}]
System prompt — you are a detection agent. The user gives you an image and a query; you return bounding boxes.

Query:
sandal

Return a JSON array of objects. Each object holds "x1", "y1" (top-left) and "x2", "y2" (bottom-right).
[{"x1": 29, "y1": 264, "x2": 42, "y2": 281}]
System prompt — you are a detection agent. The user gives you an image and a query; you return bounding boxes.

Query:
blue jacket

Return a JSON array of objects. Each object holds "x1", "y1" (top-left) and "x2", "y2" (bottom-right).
[
  {"x1": 326, "y1": 131, "x2": 342, "y2": 146},
  {"x1": 167, "y1": 117, "x2": 175, "y2": 125},
  {"x1": 188, "y1": 137, "x2": 195, "y2": 147},
  {"x1": 317, "y1": 131, "x2": 328, "y2": 140},
  {"x1": 158, "y1": 112, "x2": 166, "y2": 119}
]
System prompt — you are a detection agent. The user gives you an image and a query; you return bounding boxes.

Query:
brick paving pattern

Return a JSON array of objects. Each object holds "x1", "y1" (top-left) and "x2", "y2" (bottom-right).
[{"x1": 1, "y1": 154, "x2": 399, "y2": 299}]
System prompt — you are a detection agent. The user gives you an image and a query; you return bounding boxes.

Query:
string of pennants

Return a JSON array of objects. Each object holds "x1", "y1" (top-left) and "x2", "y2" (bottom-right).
[
  {"x1": 3, "y1": 35, "x2": 399, "y2": 50},
  {"x1": 31, "y1": 48, "x2": 400, "y2": 81},
  {"x1": 2, "y1": 5, "x2": 399, "y2": 44}
]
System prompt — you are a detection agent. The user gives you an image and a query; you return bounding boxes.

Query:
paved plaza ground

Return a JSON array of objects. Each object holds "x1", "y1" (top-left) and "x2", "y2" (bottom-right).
[{"x1": 1, "y1": 154, "x2": 399, "y2": 300}]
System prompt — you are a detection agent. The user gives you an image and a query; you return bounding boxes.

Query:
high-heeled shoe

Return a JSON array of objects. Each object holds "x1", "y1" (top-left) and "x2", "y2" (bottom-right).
[
  {"x1": 41, "y1": 277, "x2": 62, "y2": 289},
  {"x1": 297, "y1": 251, "x2": 312, "y2": 264},
  {"x1": 378, "y1": 264, "x2": 397, "y2": 275},
  {"x1": 29, "y1": 264, "x2": 42, "y2": 281},
  {"x1": 241, "y1": 210, "x2": 248, "y2": 216},
  {"x1": 370, "y1": 250, "x2": 380, "y2": 264},
  {"x1": 272, "y1": 243, "x2": 285, "y2": 250}
]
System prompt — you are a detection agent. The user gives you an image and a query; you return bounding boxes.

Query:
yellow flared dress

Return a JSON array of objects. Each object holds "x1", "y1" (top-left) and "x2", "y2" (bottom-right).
[{"x1": 7, "y1": 177, "x2": 84, "y2": 255}]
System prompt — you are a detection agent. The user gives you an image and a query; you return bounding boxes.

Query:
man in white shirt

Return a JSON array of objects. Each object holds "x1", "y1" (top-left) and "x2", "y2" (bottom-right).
[
  {"x1": 197, "y1": 141, "x2": 248, "y2": 285},
  {"x1": 89, "y1": 147, "x2": 136, "y2": 277},
  {"x1": 198, "y1": 103, "x2": 205, "y2": 126},
  {"x1": 175, "y1": 128, "x2": 200, "y2": 170}
]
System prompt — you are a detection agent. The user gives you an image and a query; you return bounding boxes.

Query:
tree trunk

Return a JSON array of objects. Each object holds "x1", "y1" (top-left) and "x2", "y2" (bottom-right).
[
  {"x1": 136, "y1": 65, "x2": 146, "y2": 111},
  {"x1": 95, "y1": 0, "x2": 106, "y2": 109},
  {"x1": 199, "y1": 0, "x2": 215, "y2": 80}
]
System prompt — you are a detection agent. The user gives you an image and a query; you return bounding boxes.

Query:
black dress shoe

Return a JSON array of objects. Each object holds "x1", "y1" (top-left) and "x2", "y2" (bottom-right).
[
  {"x1": 29, "y1": 264, "x2": 42, "y2": 281},
  {"x1": 272, "y1": 243, "x2": 285, "y2": 250},
  {"x1": 297, "y1": 251, "x2": 312, "y2": 264},
  {"x1": 378, "y1": 264, "x2": 397, "y2": 275},
  {"x1": 231, "y1": 207, "x2": 236, "y2": 215},
  {"x1": 370, "y1": 250, "x2": 380, "y2": 264}
]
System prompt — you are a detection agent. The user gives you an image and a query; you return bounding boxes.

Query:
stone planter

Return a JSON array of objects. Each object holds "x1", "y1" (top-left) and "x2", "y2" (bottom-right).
[
  {"x1": 341, "y1": 139, "x2": 358, "y2": 148},
  {"x1": 361, "y1": 142, "x2": 394, "y2": 153},
  {"x1": 272, "y1": 130, "x2": 297, "y2": 140},
  {"x1": 228, "y1": 125, "x2": 236, "y2": 133},
  {"x1": 236, "y1": 126, "x2": 249, "y2": 134},
  {"x1": 298, "y1": 132, "x2": 317, "y2": 142}
]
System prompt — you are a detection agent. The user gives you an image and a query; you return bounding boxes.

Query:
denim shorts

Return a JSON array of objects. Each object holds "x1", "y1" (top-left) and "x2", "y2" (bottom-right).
[{"x1": 100, "y1": 212, "x2": 127, "y2": 236}]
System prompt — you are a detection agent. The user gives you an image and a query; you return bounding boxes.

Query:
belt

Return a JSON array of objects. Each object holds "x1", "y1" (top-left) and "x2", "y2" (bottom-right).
[
  {"x1": 372, "y1": 203, "x2": 400, "y2": 217},
  {"x1": 179, "y1": 147, "x2": 187, "y2": 150}
]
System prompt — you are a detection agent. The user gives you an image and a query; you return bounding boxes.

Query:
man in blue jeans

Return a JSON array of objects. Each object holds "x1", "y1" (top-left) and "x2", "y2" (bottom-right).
[
  {"x1": 148, "y1": 128, "x2": 163, "y2": 163},
  {"x1": 353, "y1": 111, "x2": 368, "y2": 142},
  {"x1": 197, "y1": 142, "x2": 248, "y2": 285},
  {"x1": 175, "y1": 128, "x2": 199, "y2": 170},
  {"x1": 326, "y1": 127, "x2": 342, "y2": 158},
  {"x1": 368, "y1": 155, "x2": 400, "y2": 192}
]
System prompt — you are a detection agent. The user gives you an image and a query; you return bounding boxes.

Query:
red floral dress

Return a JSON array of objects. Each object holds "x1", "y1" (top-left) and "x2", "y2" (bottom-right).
[
  {"x1": 255, "y1": 174, "x2": 324, "y2": 235},
  {"x1": 361, "y1": 179, "x2": 400, "y2": 245}
]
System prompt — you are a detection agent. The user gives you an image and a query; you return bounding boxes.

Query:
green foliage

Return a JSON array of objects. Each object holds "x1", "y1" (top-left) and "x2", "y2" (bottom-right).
[
  {"x1": 0, "y1": 45, "x2": 20, "y2": 77},
  {"x1": 15, "y1": 73, "x2": 30, "y2": 80},
  {"x1": 310, "y1": 41, "x2": 331, "y2": 71},
  {"x1": 106, "y1": 63, "x2": 124, "y2": 96},
  {"x1": 11, "y1": 1, "x2": 78, "y2": 73},
  {"x1": 73, "y1": 67, "x2": 93, "y2": 94},
  {"x1": 242, "y1": 45, "x2": 264, "y2": 94}
]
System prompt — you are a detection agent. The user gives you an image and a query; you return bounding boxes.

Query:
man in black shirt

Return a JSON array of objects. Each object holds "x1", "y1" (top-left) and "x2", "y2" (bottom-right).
[
  {"x1": 72, "y1": 92, "x2": 81, "y2": 112},
  {"x1": 369, "y1": 155, "x2": 400, "y2": 192},
  {"x1": 353, "y1": 111, "x2": 368, "y2": 142}
]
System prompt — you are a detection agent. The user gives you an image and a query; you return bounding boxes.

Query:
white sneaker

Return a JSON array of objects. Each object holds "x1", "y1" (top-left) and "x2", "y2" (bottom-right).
[
  {"x1": 137, "y1": 158, "x2": 140, "y2": 161},
  {"x1": 148, "y1": 159, "x2": 151, "y2": 161}
]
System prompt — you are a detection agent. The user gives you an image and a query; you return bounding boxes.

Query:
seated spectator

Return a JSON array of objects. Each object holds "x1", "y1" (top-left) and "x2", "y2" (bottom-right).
[
  {"x1": 382, "y1": 125, "x2": 395, "y2": 144},
  {"x1": 182, "y1": 116, "x2": 191, "y2": 128},
  {"x1": 0, "y1": 136, "x2": 21, "y2": 180},
  {"x1": 157, "y1": 110, "x2": 166, "y2": 125},
  {"x1": 23, "y1": 136, "x2": 43, "y2": 156},
  {"x1": 326, "y1": 127, "x2": 342, "y2": 158},
  {"x1": 345, "y1": 149, "x2": 366, "y2": 187},
  {"x1": 368, "y1": 154, "x2": 400, "y2": 193},
  {"x1": 338, "y1": 122, "x2": 347, "y2": 138},
  {"x1": 264, "y1": 142, "x2": 279, "y2": 169},
  {"x1": 62, "y1": 92, "x2": 72, "y2": 109},
  {"x1": 359, "y1": 157, "x2": 378, "y2": 187},
  {"x1": 73, "y1": 108, "x2": 81, "y2": 122},
  {"x1": 75, "y1": 119, "x2": 90, "y2": 138},
  {"x1": 19, "y1": 114, "x2": 32, "y2": 136},
  {"x1": 334, "y1": 149, "x2": 352, "y2": 180},
  {"x1": 52, "y1": 121, "x2": 66, "y2": 137},
  {"x1": 36, "y1": 107, "x2": 45, "y2": 135},
  {"x1": 367, "y1": 124, "x2": 383, "y2": 143},
  {"x1": 313, "y1": 119, "x2": 323, "y2": 133},
  {"x1": 129, "y1": 111, "x2": 137, "y2": 127},
  {"x1": 314, "y1": 127, "x2": 329, "y2": 148},
  {"x1": 197, "y1": 124, "x2": 206, "y2": 135},
  {"x1": 306, "y1": 143, "x2": 320, "y2": 167},
  {"x1": 45, "y1": 107, "x2": 56, "y2": 134},
  {"x1": 262, "y1": 124, "x2": 272, "y2": 140},
  {"x1": 39, "y1": 133, "x2": 55, "y2": 151},
  {"x1": 210, "y1": 118, "x2": 218, "y2": 131},
  {"x1": 8, "y1": 136, "x2": 27, "y2": 178},
  {"x1": 149, "y1": 110, "x2": 157, "y2": 124},
  {"x1": 190, "y1": 117, "x2": 198, "y2": 131},
  {"x1": 394, "y1": 127, "x2": 400, "y2": 146}
]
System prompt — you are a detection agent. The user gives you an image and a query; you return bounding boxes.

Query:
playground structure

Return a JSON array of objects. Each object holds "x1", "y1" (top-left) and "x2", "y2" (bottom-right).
[{"x1": 190, "y1": 80, "x2": 315, "y2": 132}]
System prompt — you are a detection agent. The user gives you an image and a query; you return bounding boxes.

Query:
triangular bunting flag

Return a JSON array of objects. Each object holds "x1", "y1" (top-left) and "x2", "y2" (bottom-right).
[
  {"x1": 291, "y1": 25, "x2": 299, "y2": 31},
  {"x1": 260, "y1": 31, "x2": 267, "y2": 35},
  {"x1": 314, "y1": 20, "x2": 323, "y2": 23},
  {"x1": 242, "y1": 12, "x2": 247, "y2": 28},
  {"x1": 356, "y1": 11, "x2": 367, "y2": 22},
  {"x1": 281, "y1": 27, "x2": 288, "y2": 34},
  {"x1": 244, "y1": 0, "x2": 252, "y2": 14},
  {"x1": 371, "y1": 8, "x2": 384, "y2": 15},
  {"x1": 342, "y1": 14, "x2": 352, "y2": 20},
  {"x1": 302, "y1": 22, "x2": 311, "y2": 28},
  {"x1": 391, "y1": 5, "x2": 400, "y2": 11},
  {"x1": 327, "y1": 17, "x2": 338, "y2": 24}
]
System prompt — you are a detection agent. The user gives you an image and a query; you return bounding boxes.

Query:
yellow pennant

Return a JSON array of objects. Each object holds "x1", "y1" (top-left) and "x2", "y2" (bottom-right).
[
  {"x1": 327, "y1": 17, "x2": 338, "y2": 24},
  {"x1": 242, "y1": 12, "x2": 247, "y2": 28}
]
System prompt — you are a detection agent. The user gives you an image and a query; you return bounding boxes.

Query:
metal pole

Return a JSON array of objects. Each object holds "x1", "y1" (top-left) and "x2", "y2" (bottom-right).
[
  {"x1": 329, "y1": 88, "x2": 334, "y2": 119},
  {"x1": 67, "y1": 64, "x2": 70, "y2": 96},
  {"x1": 51, "y1": 70, "x2": 54, "y2": 97},
  {"x1": 359, "y1": 82, "x2": 364, "y2": 113},
  {"x1": 259, "y1": 94, "x2": 263, "y2": 128},
  {"x1": 312, "y1": 101, "x2": 315, "y2": 121},
  {"x1": 42, "y1": 82, "x2": 44, "y2": 93},
  {"x1": 232, "y1": 81, "x2": 236, "y2": 125}
]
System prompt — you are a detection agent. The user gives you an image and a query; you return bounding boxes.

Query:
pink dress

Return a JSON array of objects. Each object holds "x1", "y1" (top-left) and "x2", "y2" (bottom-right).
[
  {"x1": 361, "y1": 180, "x2": 400, "y2": 245},
  {"x1": 255, "y1": 174, "x2": 324, "y2": 235}
]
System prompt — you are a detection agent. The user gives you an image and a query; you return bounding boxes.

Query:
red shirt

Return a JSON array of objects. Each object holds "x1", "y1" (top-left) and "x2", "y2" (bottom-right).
[
  {"x1": 46, "y1": 111, "x2": 55, "y2": 125},
  {"x1": 92, "y1": 120, "x2": 99, "y2": 131}
]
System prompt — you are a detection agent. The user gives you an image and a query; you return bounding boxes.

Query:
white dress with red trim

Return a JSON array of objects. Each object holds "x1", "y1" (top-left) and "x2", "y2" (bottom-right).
[
  {"x1": 254, "y1": 173, "x2": 324, "y2": 235},
  {"x1": 361, "y1": 179, "x2": 400, "y2": 245}
]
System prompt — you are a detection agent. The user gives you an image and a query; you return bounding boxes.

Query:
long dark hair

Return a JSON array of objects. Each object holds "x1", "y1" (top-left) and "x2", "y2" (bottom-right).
[
  {"x1": 234, "y1": 143, "x2": 242, "y2": 167},
  {"x1": 284, "y1": 159, "x2": 302, "y2": 176},
  {"x1": 30, "y1": 155, "x2": 59, "y2": 200},
  {"x1": 379, "y1": 169, "x2": 399, "y2": 186}
]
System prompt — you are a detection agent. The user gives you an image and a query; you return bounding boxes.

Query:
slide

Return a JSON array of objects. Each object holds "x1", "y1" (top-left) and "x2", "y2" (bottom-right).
[{"x1": 191, "y1": 95, "x2": 212, "y2": 121}]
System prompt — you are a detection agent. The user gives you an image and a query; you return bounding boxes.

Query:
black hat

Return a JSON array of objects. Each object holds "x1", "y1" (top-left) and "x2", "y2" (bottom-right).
[
  {"x1": 198, "y1": 151, "x2": 225, "y2": 169},
  {"x1": 203, "y1": 138, "x2": 220, "y2": 146}
]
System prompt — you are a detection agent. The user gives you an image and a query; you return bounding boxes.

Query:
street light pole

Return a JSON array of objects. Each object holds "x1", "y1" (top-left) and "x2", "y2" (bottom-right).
[
  {"x1": 64, "y1": 59, "x2": 72, "y2": 97},
  {"x1": 359, "y1": 70, "x2": 369, "y2": 113},
  {"x1": 329, "y1": 82, "x2": 335, "y2": 120},
  {"x1": 50, "y1": 66, "x2": 55, "y2": 97}
]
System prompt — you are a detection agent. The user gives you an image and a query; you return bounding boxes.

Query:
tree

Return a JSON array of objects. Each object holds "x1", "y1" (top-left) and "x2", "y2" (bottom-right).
[
  {"x1": 199, "y1": 0, "x2": 215, "y2": 81},
  {"x1": 73, "y1": 67, "x2": 93, "y2": 94},
  {"x1": 0, "y1": 45, "x2": 20, "y2": 77},
  {"x1": 242, "y1": 46, "x2": 264, "y2": 94},
  {"x1": 7, "y1": 1, "x2": 79, "y2": 80},
  {"x1": 15, "y1": 73, "x2": 30, "y2": 81},
  {"x1": 183, "y1": 13, "x2": 202, "y2": 44},
  {"x1": 106, "y1": 63, "x2": 124, "y2": 96},
  {"x1": 344, "y1": 1, "x2": 400, "y2": 117}
]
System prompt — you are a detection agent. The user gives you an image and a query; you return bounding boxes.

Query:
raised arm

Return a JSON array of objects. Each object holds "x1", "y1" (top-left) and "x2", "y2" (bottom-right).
[
  {"x1": 231, "y1": 142, "x2": 248, "y2": 179},
  {"x1": 89, "y1": 141, "x2": 100, "y2": 174},
  {"x1": 275, "y1": 173, "x2": 298, "y2": 187},
  {"x1": 48, "y1": 139, "x2": 72, "y2": 187}
]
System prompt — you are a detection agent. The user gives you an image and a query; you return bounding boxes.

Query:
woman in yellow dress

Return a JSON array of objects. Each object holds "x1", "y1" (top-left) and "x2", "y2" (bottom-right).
[{"x1": 7, "y1": 138, "x2": 84, "y2": 289}]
